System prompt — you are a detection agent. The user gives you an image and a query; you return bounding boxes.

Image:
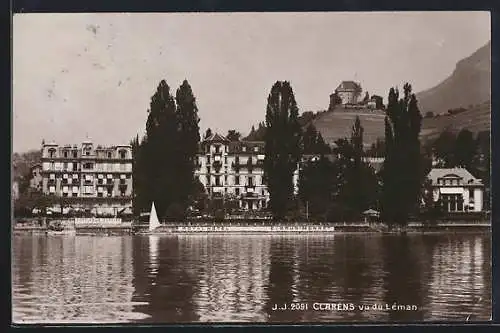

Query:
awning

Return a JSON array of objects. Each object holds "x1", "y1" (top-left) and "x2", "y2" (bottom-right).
[{"x1": 439, "y1": 187, "x2": 464, "y2": 194}]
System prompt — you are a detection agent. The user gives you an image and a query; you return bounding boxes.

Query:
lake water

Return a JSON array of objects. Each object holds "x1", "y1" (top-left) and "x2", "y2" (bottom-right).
[{"x1": 12, "y1": 232, "x2": 491, "y2": 323}]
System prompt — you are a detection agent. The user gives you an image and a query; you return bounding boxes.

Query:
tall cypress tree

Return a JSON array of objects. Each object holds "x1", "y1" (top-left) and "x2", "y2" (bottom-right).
[
  {"x1": 264, "y1": 81, "x2": 302, "y2": 221},
  {"x1": 145, "y1": 80, "x2": 178, "y2": 217},
  {"x1": 381, "y1": 84, "x2": 423, "y2": 227},
  {"x1": 174, "y1": 80, "x2": 201, "y2": 216}
]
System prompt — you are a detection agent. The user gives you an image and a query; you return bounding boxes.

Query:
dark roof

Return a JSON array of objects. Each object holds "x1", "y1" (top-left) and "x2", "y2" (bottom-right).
[
  {"x1": 427, "y1": 168, "x2": 483, "y2": 186},
  {"x1": 228, "y1": 141, "x2": 265, "y2": 154},
  {"x1": 203, "y1": 132, "x2": 229, "y2": 143},
  {"x1": 335, "y1": 81, "x2": 362, "y2": 92}
]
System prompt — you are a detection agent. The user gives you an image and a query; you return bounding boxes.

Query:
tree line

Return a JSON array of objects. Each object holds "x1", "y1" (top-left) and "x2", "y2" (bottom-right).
[{"x1": 14, "y1": 77, "x2": 488, "y2": 227}]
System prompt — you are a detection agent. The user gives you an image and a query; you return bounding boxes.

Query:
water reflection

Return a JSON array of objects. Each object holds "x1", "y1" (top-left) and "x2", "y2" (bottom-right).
[
  {"x1": 12, "y1": 233, "x2": 491, "y2": 323},
  {"x1": 12, "y1": 235, "x2": 148, "y2": 323}
]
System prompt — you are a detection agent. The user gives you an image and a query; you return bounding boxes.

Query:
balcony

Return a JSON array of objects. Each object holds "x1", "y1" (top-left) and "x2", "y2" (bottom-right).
[
  {"x1": 212, "y1": 160, "x2": 222, "y2": 170},
  {"x1": 245, "y1": 185, "x2": 255, "y2": 192}
]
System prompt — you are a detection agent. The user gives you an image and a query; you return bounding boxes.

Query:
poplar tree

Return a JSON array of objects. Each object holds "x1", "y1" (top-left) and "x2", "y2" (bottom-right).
[
  {"x1": 144, "y1": 80, "x2": 179, "y2": 217},
  {"x1": 264, "y1": 81, "x2": 303, "y2": 221},
  {"x1": 174, "y1": 80, "x2": 201, "y2": 216},
  {"x1": 381, "y1": 84, "x2": 423, "y2": 227}
]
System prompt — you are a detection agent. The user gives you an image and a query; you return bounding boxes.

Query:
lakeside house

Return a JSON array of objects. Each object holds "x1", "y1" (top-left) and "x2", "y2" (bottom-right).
[
  {"x1": 427, "y1": 167, "x2": 484, "y2": 213},
  {"x1": 195, "y1": 133, "x2": 299, "y2": 211},
  {"x1": 37, "y1": 140, "x2": 133, "y2": 216}
]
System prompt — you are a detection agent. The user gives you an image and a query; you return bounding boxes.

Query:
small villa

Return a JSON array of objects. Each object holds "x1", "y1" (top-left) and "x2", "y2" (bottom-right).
[{"x1": 427, "y1": 168, "x2": 484, "y2": 213}]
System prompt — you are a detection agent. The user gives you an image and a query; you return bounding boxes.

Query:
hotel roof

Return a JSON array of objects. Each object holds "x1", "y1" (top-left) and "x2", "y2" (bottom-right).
[{"x1": 427, "y1": 167, "x2": 483, "y2": 186}]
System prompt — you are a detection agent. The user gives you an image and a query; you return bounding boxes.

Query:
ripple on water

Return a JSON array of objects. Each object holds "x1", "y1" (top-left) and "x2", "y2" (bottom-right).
[{"x1": 12, "y1": 233, "x2": 491, "y2": 323}]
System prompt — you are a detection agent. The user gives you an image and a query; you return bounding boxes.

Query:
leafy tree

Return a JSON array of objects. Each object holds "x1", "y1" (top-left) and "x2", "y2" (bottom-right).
[
  {"x1": 144, "y1": 80, "x2": 181, "y2": 218},
  {"x1": 380, "y1": 83, "x2": 423, "y2": 227},
  {"x1": 226, "y1": 130, "x2": 242, "y2": 141},
  {"x1": 302, "y1": 123, "x2": 331, "y2": 155},
  {"x1": 420, "y1": 178, "x2": 443, "y2": 225},
  {"x1": 204, "y1": 128, "x2": 213, "y2": 139},
  {"x1": 454, "y1": 129, "x2": 476, "y2": 170},
  {"x1": 433, "y1": 130, "x2": 457, "y2": 167},
  {"x1": 366, "y1": 138, "x2": 385, "y2": 157},
  {"x1": 133, "y1": 79, "x2": 201, "y2": 220},
  {"x1": 264, "y1": 81, "x2": 303, "y2": 221},
  {"x1": 363, "y1": 92, "x2": 370, "y2": 103},
  {"x1": 130, "y1": 135, "x2": 149, "y2": 215},
  {"x1": 299, "y1": 156, "x2": 335, "y2": 221},
  {"x1": 334, "y1": 117, "x2": 378, "y2": 220},
  {"x1": 175, "y1": 79, "x2": 201, "y2": 214},
  {"x1": 475, "y1": 131, "x2": 490, "y2": 210}
]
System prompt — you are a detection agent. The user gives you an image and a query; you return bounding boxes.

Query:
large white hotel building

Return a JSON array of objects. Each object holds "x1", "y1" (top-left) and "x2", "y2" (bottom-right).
[
  {"x1": 40, "y1": 140, "x2": 133, "y2": 216},
  {"x1": 195, "y1": 133, "x2": 299, "y2": 211}
]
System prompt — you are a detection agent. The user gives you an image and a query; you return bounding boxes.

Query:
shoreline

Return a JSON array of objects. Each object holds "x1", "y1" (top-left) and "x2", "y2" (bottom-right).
[{"x1": 12, "y1": 220, "x2": 490, "y2": 236}]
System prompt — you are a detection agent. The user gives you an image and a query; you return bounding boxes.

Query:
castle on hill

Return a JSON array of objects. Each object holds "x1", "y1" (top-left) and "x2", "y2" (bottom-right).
[{"x1": 329, "y1": 81, "x2": 383, "y2": 110}]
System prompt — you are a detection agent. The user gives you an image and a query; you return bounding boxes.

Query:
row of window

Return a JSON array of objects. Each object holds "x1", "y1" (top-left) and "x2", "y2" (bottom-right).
[
  {"x1": 46, "y1": 162, "x2": 131, "y2": 172},
  {"x1": 49, "y1": 185, "x2": 128, "y2": 197},
  {"x1": 437, "y1": 178, "x2": 476, "y2": 186},
  {"x1": 204, "y1": 145, "x2": 261, "y2": 154},
  {"x1": 46, "y1": 149, "x2": 129, "y2": 159},
  {"x1": 201, "y1": 175, "x2": 259, "y2": 186},
  {"x1": 208, "y1": 187, "x2": 267, "y2": 196},
  {"x1": 48, "y1": 173, "x2": 130, "y2": 180}
]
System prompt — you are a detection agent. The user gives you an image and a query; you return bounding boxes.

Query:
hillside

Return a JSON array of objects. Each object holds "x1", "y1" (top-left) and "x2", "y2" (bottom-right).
[
  {"x1": 311, "y1": 108, "x2": 386, "y2": 148},
  {"x1": 310, "y1": 101, "x2": 490, "y2": 148},
  {"x1": 420, "y1": 101, "x2": 491, "y2": 142},
  {"x1": 416, "y1": 41, "x2": 490, "y2": 114}
]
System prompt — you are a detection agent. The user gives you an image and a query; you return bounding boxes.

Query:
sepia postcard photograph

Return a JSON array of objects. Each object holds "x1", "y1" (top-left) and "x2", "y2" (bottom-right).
[{"x1": 11, "y1": 11, "x2": 491, "y2": 324}]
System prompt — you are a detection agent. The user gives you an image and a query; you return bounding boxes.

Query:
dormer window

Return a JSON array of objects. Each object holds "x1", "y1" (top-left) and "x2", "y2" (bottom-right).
[
  {"x1": 64, "y1": 151, "x2": 68, "y2": 158},
  {"x1": 119, "y1": 150, "x2": 127, "y2": 159},
  {"x1": 108, "y1": 152, "x2": 112, "y2": 158},
  {"x1": 48, "y1": 148, "x2": 56, "y2": 158},
  {"x1": 73, "y1": 151, "x2": 78, "y2": 158}
]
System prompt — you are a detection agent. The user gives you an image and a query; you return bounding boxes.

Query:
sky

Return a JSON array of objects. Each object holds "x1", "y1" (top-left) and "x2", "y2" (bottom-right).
[{"x1": 13, "y1": 12, "x2": 490, "y2": 153}]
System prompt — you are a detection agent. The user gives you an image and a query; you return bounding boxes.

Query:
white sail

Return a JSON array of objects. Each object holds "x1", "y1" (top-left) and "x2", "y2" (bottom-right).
[{"x1": 148, "y1": 202, "x2": 161, "y2": 232}]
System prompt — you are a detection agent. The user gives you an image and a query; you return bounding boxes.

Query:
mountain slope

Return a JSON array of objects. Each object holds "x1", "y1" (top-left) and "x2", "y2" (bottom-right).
[{"x1": 416, "y1": 41, "x2": 490, "y2": 114}]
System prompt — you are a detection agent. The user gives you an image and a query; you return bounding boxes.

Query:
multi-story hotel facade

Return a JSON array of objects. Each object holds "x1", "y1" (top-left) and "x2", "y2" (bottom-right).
[
  {"x1": 40, "y1": 140, "x2": 133, "y2": 216},
  {"x1": 195, "y1": 133, "x2": 299, "y2": 211}
]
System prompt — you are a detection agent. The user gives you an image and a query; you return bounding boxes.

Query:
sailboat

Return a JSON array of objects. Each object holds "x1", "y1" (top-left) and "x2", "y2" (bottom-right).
[{"x1": 148, "y1": 202, "x2": 161, "y2": 233}]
